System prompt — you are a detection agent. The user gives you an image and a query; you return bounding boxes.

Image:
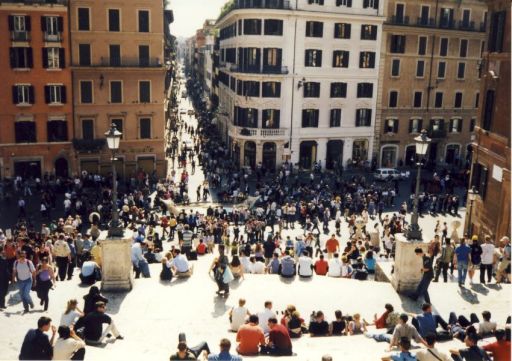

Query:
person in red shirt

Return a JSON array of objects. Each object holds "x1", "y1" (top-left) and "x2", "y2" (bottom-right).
[
  {"x1": 482, "y1": 329, "x2": 510, "y2": 361},
  {"x1": 262, "y1": 317, "x2": 293, "y2": 356},
  {"x1": 325, "y1": 235, "x2": 340, "y2": 259},
  {"x1": 236, "y1": 314, "x2": 265, "y2": 356},
  {"x1": 365, "y1": 303, "x2": 395, "y2": 329},
  {"x1": 314, "y1": 254, "x2": 329, "y2": 275},
  {"x1": 196, "y1": 239, "x2": 207, "y2": 255}
]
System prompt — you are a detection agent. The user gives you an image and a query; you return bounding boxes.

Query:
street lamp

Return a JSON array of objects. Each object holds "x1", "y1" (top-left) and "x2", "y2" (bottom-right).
[
  {"x1": 466, "y1": 186, "x2": 479, "y2": 235},
  {"x1": 104, "y1": 124, "x2": 124, "y2": 237},
  {"x1": 407, "y1": 129, "x2": 431, "y2": 241}
]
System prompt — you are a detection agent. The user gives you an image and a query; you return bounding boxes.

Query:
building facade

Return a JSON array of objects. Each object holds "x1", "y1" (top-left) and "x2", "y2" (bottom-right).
[
  {"x1": 70, "y1": 0, "x2": 167, "y2": 178},
  {"x1": 466, "y1": 0, "x2": 510, "y2": 240},
  {"x1": 0, "y1": 0, "x2": 74, "y2": 179},
  {"x1": 216, "y1": 0, "x2": 384, "y2": 170},
  {"x1": 376, "y1": 0, "x2": 487, "y2": 169}
]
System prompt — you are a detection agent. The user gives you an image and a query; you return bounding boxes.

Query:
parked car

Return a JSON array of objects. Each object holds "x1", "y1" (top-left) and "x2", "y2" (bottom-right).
[{"x1": 373, "y1": 168, "x2": 403, "y2": 181}]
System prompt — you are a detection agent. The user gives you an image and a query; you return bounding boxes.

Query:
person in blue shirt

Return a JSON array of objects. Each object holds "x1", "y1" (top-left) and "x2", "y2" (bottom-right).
[
  {"x1": 412, "y1": 303, "x2": 450, "y2": 341},
  {"x1": 454, "y1": 238, "x2": 471, "y2": 286},
  {"x1": 208, "y1": 338, "x2": 242, "y2": 361},
  {"x1": 381, "y1": 337, "x2": 417, "y2": 361}
]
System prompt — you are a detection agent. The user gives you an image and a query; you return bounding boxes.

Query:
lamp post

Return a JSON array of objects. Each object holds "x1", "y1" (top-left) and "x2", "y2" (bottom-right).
[
  {"x1": 466, "y1": 186, "x2": 479, "y2": 235},
  {"x1": 104, "y1": 124, "x2": 124, "y2": 237},
  {"x1": 407, "y1": 129, "x2": 431, "y2": 241}
]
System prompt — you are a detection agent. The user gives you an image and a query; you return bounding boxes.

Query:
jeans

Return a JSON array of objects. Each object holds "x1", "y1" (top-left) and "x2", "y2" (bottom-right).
[
  {"x1": 56, "y1": 256, "x2": 69, "y2": 281},
  {"x1": 18, "y1": 278, "x2": 33, "y2": 311},
  {"x1": 370, "y1": 333, "x2": 392, "y2": 342},
  {"x1": 480, "y1": 264, "x2": 493, "y2": 283},
  {"x1": 457, "y1": 262, "x2": 468, "y2": 285},
  {"x1": 413, "y1": 275, "x2": 432, "y2": 303},
  {"x1": 434, "y1": 262, "x2": 449, "y2": 282}
]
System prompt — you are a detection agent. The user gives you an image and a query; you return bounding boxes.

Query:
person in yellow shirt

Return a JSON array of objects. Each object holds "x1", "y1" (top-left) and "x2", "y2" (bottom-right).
[{"x1": 90, "y1": 241, "x2": 102, "y2": 268}]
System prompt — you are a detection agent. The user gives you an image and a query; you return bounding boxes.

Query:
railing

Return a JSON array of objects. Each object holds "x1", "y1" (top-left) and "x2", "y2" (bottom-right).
[
  {"x1": 416, "y1": 17, "x2": 435, "y2": 27},
  {"x1": 389, "y1": 16, "x2": 485, "y2": 33},
  {"x1": 74, "y1": 57, "x2": 163, "y2": 68},
  {"x1": 229, "y1": 124, "x2": 288, "y2": 138},
  {"x1": 229, "y1": 64, "x2": 288, "y2": 74},
  {"x1": 389, "y1": 15, "x2": 409, "y2": 25},
  {"x1": 2, "y1": 0, "x2": 67, "y2": 4},
  {"x1": 427, "y1": 128, "x2": 447, "y2": 139},
  {"x1": 72, "y1": 138, "x2": 106, "y2": 152},
  {"x1": 43, "y1": 32, "x2": 62, "y2": 42},
  {"x1": 439, "y1": 19, "x2": 456, "y2": 29},
  {"x1": 10, "y1": 31, "x2": 30, "y2": 41},
  {"x1": 219, "y1": 0, "x2": 291, "y2": 20}
]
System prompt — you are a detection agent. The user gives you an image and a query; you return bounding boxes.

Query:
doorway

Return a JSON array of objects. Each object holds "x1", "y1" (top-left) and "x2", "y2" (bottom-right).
[
  {"x1": 55, "y1": 158, "x2": 69, "y2": 178},
  {"x1": 299, "y1": 141, "x2": 317, "y2": 169},
  {"x1": 262, "y1": 142, "x2": 276, "y2": 171},
  {"x1": 244, "y1": 141, "x2": 256, "y2": 169},
  {"x1": 14, "y1": 160, "x2": 41, "y2": 179},
  {"x1": 326, "y1": 140, "x2": 343, "y2": 170}
]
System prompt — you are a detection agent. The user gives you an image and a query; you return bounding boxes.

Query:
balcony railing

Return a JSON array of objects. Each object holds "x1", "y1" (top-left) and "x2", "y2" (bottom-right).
[
  {"x1": 3, "y1": 0, "x2": 67, "y2": 4},
  {"x1": 389, "y1": 16, "x2": 485, "y2": 33},
  {"x1": 74, "y1": 57, "x2": 163, "y2": 68},
  {"x1": 229, "y1": 64, "x2": 288, "y2": 74},
  {"x1": 219, "y1": 0, "x2": 291, "y2": 20},
  {"x1": 43, "y1": 32, "x2": 62, "y2": 42},
  {"x1": 72, "y1": 138, "x2": 106, "y2": 152},
  {"x1": 427, "y1": 128, "x2": 447, "y2": 139},
  {"x1": 416, "y1": 17, "x2": 436, "y2": 27},
  {"x1": 229, "y1": 124, "x2": 288, "y2": 138},
  {"x1": 11, "y1": 31, "x2": 30, "y2": 41},
  {"x1": 389, "y1": 15, "x2": 409, "y2": 25}
]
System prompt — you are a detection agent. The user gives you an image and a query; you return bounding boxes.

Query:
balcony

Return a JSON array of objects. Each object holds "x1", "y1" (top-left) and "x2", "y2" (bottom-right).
[
  {"x1": 2, "y1": 0, "x2": 67, "y2": 4},
  {"x1": 389, "y1": 15, "x2": 409, "y2": 25},
  {"x1": 229, "y1": 124, "x2": 289, "y2": 139},
  {"x1": 72, "y1": 138, "x2": 106, "y2": 153},
  {"x1": 10, "y1": 31, "x2": 30, "y2": 42},
  {"x1": 43, "y1": 32, "x2": 62, "y2": 42},
  {"x1": 75, "y1": 57, "x2": 163, "y2": 68},
  {"x1": 416, "y1": 17, "x2": 435, "y2": 28},
  {"x1": 388, "y1": 16, "x2": 485, "y2": 33},
  {"x1": 427, "y1": 128, "x2": 447, "y2": 139},
  {"x1": 219, "y1": 0, "x2": 291, "y2": 20},
  {"x1": 229, "y1": 64, "x2": 288, "y2": 75}
]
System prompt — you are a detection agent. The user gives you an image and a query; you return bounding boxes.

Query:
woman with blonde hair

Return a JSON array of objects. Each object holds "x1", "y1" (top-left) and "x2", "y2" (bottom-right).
[
  {"x1": 160, "y1": 252, "x2": 173, "y2": 281},
  {"x1": 348, "y1": 313, "x2": 367, "y2": 335},
  {"x1": 59, "y1": 299, "x2": 84, "y2": 327}
]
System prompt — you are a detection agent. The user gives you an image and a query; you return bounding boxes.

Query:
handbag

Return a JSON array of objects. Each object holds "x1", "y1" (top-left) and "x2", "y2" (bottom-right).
[{"x1": 223, "y1": 266, "x2": 234, "y2": 284}]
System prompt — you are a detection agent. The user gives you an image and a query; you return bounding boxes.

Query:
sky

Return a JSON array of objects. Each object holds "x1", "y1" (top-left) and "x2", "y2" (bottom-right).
[{"x1": 170, "y1": 0, "x2": 228, "y2": 38}]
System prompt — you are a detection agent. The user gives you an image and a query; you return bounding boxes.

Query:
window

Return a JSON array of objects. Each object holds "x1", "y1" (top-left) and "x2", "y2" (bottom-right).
[
  {"x1": 388, "y1": 91, "x2": 398, "y2": 108},
  {"x1": 109, "y1": 44, "x2": 121, "y2": 66},
  {"x1": 263, "y1": 48, "x2": 282, "y2": 71},
  {"x1": 416, "y1": 60, "x2": 425, "y2": 77},
  {"x1": 334, "y1": 23, "x2": 351, "y2": 39},
  {"x1": 359, "y1": 52, "x2": 375, "y2": 68},
  {"x1": 139, "y1": 45, "x2": 150, "y2": 66},
  {"x1": 439, "y1": 38, "x2": 448, "y2": 56},
  {"x1": 434, "y1": 92, "x2": 443, "y2": 108},
  {"x1": 332, "y1": 50, "x2": 349, "y2": 68},
  {"x1": 110, "y1": 81, "x2": 122, "y2": 103},
  {"x1": 413, "y1": 91, "x2": 422, "y2": 108},
  {"x1": 474, "y1": 92, "x2": 480, "y2": 108},
  {"x1": 384, "y1": 118, "x2": 398, "y2": 133},
  {"x1": 437, "y1": 61, "x2": 446, "y2": 79},
  {"x1": 418, "y1": 36, "x2": 427, "y2": 55},
  {"x1": 305, "y1": 21, "x2": 323, "y2": 37},
  {"x1": 262, "y1": 82, "x2": 281, "y2": 97},
  {"x1": 242, "y1": 81, "x2": 260, "y2": 97},
  {"x1": 470, "y1": 117, "x2": 476, "y2": 132},
  {"x1": 244, "y1": 19, "x2": 262, "y2": 35},
  {"x1": 462, "y1": 9, "x2": 471, "y2": 27},
  {"x1": 457, "y1": 62, "x2": 465, "y2": 79},
  {"x1": 264, "y1": 19, "x2": 283, "y2": 35},
  {"x1": 78, "y1": 44, "x2": 91, "y2": 66},
  {"x1": 82, "y1": 119, "x2": 94, "y2": 139},
  {"x1": 302, "y1": 109, "x2": 319, "y2": 128},
  {"x1": 111, "y1": 119, "x2": 123, "y2": 135},
  {"x1": 8, "y1": 14, "x2": 29, "y2": 33},
  {"x1": 488, "y1": 11, "x2": 506, "y2": 52},
  {"x1": 440, "y1": 8, "x2": 454, "y2": 28},
  {"x1": 409, "y1": 118, "x2": 422, "y2": 133},
  {"x1": 336, "y1": 0, "x2": 352, "y2": 7},
  {"x1": 357, "y1": 83, "x2": 373, "y2": 98},
  {"x1": 303, "y1": 82, "x2": 320, "y2": 98},
  {"x1": 449, "y1": 118, "x2": 462, "y2": 133},
  {"x1": 363, "y1": 0, "x2": 379, "y2": 9},
  {"x1": 9, "y1": 47, "x2": 33, "y2": 69},
  {"x1": 305, "y1": 49, "x2": 322, "y2": 67},
  {"x1": 430, "y1": 118, "x2": 445, "y2": 133},
  {"x1": 234, "y1": 107, "x2": 258, "y2": 127},
  {"x1": 108, "y1": 9, "x2": 120, "y2": 32},
  {"x1": 395, "y1": 3, "x2": 405, "y2": 22},
  {"x1": 419, "y1": 5, "x2": 430, "y2": 25},
  {"x1": 330, "y1": 109, "x2": 342, "y2": 127},
  {"x1": 43, "y1": 47, "x2": 64, "y2": 69},
  {"x1": 44, "y1": 84, "x2": 66, "y2": 104},
  {"x1": 139, "y1": 118, "x2": 151, "y2": 139},
  {"x1": 47, "y1": 120, "x2": 68, "y2": 142},
  {"x1": 41, "y1": 16, "x2": 63, "y2": 39},
  {"x1": 459, "y1": 39, "x2": 468, "y2": 57},
  {"x1": 360, "y1": 24, "x2": 377, "y2": 40},
  {"x1": 138, "y1": 10, "x2": 149, "y2": 32},
  {"x1": 12, "y1": 84, "x2": 34, "y2": 105},
  {"x1": 15, "y1": 121, "x2": 36, "y2": 143},
  {"x1": 471, "y1": 163, "x2": 488, "y2": 199},
  {"x1": 390, "y1": 35, "x2": 406, "y2": 53},
  {"x1": 239, "y1": 47, "x2": 261, "y2": 72},
  {"x1": 308, "y1": 0, "x2": 324, "y2": 5},
  {"x1": 391, "y1": 59, "x2": 400, "y2": 76},
  {"x1": 139, "y1": 81, "x2": 150, "y2": 102},
  {"x1": 356, "y1": 109, "x2": 372, "y2": 127},
  {"x1": 330, "y1": 82, "x2": 347, "y2": 98},
  {"x1": 482, "y1": 90, "x2": 494, "y2": 130},
  {"x1": 77, "y1": 8, "x2": 90, "y2": 31},
  {"x1": 262, "y1": 109, "x2": 280, "y2": 128},
  {"x1": 225, "y1": 48, "x2": 236, "y2": 63},
  {"x1": 80, "y1": 81, "x2": 92, "y2": 104}
]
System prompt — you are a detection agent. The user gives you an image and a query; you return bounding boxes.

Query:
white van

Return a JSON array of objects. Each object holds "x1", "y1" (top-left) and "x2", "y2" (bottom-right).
[{"x1": 373, "y1": 168, "x2": 402, "y2": 181}]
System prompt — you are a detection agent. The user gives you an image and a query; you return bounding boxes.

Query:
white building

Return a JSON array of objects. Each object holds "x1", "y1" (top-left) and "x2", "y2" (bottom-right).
[{"x1": 216, "y1": 0, "x2": 384, "y2": 170}]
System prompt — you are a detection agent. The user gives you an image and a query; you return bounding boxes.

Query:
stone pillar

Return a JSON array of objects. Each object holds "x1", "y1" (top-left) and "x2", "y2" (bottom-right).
[
  {"x1": 256, "y1": 142, "x2": 263, "y2": 166},
  {"x1": 391, "y1": 234, "x2": 429, "y2": 295},
  {"x1": 100, "y1": 230, "x2": 134, "y2": 292},
  {"x1": 316, "y1": 138, "x2": 327, "y2": 168}
]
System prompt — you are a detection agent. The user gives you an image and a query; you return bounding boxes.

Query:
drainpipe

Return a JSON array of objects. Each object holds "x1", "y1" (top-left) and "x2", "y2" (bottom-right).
[
  {"x1": 67, "y1": 0, "x2": 77, "y2": 176},
  {"x1": 288, "y1": 1, "x2": 298, "y2": 165},
  {"x1": 425, "y1": 0, "x2": 439, "y2": 112}
]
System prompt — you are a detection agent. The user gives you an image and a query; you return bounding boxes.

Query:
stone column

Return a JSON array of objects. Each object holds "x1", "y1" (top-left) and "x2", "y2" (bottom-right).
[
  {"x1": 391, "y1": 234, "x2": 429, "y2": 295},
  {"x1": 256, "y1": 142, "x2": 263, "y2": 167},
  {"x1": 100, "y1": 230, "x2": 134, "y2": 292},
  {"x1": 316, "y1": 138, "x2": 327, "y2": 168}
]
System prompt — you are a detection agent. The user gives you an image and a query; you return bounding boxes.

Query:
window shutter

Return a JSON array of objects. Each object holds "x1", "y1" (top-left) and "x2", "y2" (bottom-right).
[
  {"x1": 59, "y1": 48, "x2": 65, "y2": 68},
  {"x1": 370, "y1": 52, "x2": 375, "y2": 67},
  {"x1": 346, "y1": 24, "x2": 351, "y2": 38},
  {"x1": 9, "y1": 48, "x2": 15, "y2": 68},
  {"x1": 418, "y1": 119, "x2": 423, "y2": 131},
  {"x1": 61, "y1": 86, "x2": 67, "y2": 103},
  {"x1": 44, "y1": 86, "x2": 50, "y2": 104},
  {"x1": 408, "y1": 119, "x2": 413, "y2": 133},
  {"x1": 356, "y1": 110, "x2": 361, "y2": 126},
  {"x1": 41, "y1": 16, "x2": 47, "y2": 31},
  {"x1": 449, "y1": 118, "x2": 454, "y2": 131},
  {"x1": 42, "y1": 48, "x2": 48, "y2": 68},
  {"x1": 317, "y1": 51, "x2": 322, "y2": 66},
  {"x1": 27, "y1": 48, "x2": 33, "y2": 68},
  {"x1": 25, "y1": 16, "x2": 31, "y2": 31},
  {"x1": 57, "y1": 17, "x2": 64, "y2": 32},
  {"x1": 29, "y1": 86, "x2": 35, "y2": 104},
  {"x1": 12, "y1": 86, "x2": 18, "y2": 104},
  {"x1": 393, "y1": 119, "x2": 399, "y2": 133},
  {"x1": 304, "y1": 51, "x2": 308, "y2": 66},
  {"x1": 8, "y1": 15, "x2": 14, "y2": 31},
  {"x1": 347, "y1": 0, "x2": 352, "y2": 7},
  {"x1": 457, "y1": 119, "x2": 463, "y2": 132},
  {"x1": 480, "y1": 166, "x2": 488, "y2": 198}
]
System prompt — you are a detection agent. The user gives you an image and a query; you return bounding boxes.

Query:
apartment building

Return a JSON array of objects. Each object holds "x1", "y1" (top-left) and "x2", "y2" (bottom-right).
[
  {"x1": 216, "y1": 0, "x2": 384, "y2": 171},
  {"x1": 0, "y1": 0, "x2": 73, "y2": 179},
  {"x1": 70, "y1": 0, "x2": 167, "y2": 178},
  {"x1": 376, "y1": 0, "x2": 487, "y2": 168},
  {"x1": 466, "y1": 0, "x2": 510, "y2": 239}
]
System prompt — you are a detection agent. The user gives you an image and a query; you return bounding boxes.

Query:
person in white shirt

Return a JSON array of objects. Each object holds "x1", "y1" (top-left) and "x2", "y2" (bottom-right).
[
  {"x1": 341, "y1": 257, "x2": 353, "y2": 278},
  {"x1": 171, "y1": 249, "x2": 193, "y2": 276},
  {"x1": 415, "y1": 334, "x2": 451, "y2": 361},
  {"x1": 249, "y1": 257, "x2": 265, "y2": 274},
  {"x1": 480, "y1": 235, "x2": 495, "y2": 284},
  {"x1": 298, "y1": 251, "x2": 314, "y2": 278},
  {"x1": 59, "y1": 299, "x2": 84, "y2": 328},
  {"x1": 53, "y1": 326, "x2": 86, "y2": 360},
  {"x1": 229, "y1": 298, "x2": 250, "y2": 332},
  {"x1": 240, "y1": 251, "x2": 252, "y2": 274},
  {"x1": 258, "y1": 301, "x2": 277, "y2": 334},
  {"x1": 327, "y1": 253, "x2": 342, "y2": 277}
]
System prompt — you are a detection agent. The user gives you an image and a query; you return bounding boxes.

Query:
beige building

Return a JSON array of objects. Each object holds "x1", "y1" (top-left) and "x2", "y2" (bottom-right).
[
  {"x1": 376, "y1": 0, "x2": 487, "y2": 169},
  {"x1": 70, "y1": 0, "x2": 167, "y2": 178}
]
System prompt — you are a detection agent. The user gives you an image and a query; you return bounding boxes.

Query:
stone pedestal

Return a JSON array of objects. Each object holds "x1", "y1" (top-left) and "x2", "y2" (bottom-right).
[
  {"x1": 391, "y1": 234, "x2": 429, "y2": 295},
  {"x1": 100, "y1": 230, "x2": 133, "y2": 292}
]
